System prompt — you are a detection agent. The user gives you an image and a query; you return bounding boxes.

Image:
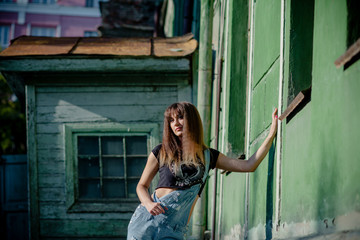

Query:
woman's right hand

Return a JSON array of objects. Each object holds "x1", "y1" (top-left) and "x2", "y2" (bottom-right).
[
  {"x1": 144, "y1": 201, "x2": 168, "y2": 216},
  {"x1": 136, "y1": 152, "x2": 167, "y2": 216}
]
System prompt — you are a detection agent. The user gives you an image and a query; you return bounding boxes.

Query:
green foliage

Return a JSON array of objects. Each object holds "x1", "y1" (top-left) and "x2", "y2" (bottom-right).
[{"x1": 0, "y1": 74, "x2": 26, "y2": 154}]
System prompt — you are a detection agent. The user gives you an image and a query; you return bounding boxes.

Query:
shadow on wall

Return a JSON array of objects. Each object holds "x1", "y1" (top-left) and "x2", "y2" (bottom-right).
[
  {"x1": 248, "y1": 139, "x2": 276, "y2": 239},
  {"x1": 266, "y1": 142, "x2": 276, "y2": 240}
]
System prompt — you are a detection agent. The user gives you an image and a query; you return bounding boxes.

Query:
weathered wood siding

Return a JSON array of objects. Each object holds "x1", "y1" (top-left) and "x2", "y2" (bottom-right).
[{"x1": 34, "y1": 84, "x2": 186, "y2": 239}]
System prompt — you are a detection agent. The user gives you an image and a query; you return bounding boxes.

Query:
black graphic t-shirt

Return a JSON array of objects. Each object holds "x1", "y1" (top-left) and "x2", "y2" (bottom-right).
[{"x1": 152, "y1": 144, "x2": 220, "y2": 190}]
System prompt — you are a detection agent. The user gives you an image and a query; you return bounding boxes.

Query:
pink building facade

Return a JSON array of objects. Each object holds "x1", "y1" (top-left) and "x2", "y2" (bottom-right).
[{"x1": 0, "y1": 0, "x2": 102, "y2": 50}]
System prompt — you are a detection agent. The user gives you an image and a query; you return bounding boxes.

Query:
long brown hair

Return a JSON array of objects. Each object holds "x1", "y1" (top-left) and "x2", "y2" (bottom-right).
[{"x1": 159, "y1": 102, "x2": 207, "y2": 169}]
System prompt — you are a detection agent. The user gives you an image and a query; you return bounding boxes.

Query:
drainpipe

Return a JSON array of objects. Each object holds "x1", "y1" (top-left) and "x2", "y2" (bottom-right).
[
  {"x1": 192, "y1": 0, "x2": 213, "y2": 239},
  {"x1": 275, "y1": 0, "x2": 286, "y2": 232},
  {"x1": 212, "y1": 0, "x2": 227, "y2": 239},
  {"x1": 244, "y1": 0, "x2": 255, "y2": 238}
]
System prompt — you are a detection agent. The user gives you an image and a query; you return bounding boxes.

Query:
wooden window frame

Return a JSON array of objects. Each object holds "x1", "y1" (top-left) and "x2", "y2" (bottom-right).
[
  {"x1": 279, "y1": 86, "x2": 311, "y2": 123},
  {"x1": 64, "y1": 123, "x2": 159, "y2": 213},
  {"x1": 334, "y1": 38, "x2": 360, "y2": 69}
]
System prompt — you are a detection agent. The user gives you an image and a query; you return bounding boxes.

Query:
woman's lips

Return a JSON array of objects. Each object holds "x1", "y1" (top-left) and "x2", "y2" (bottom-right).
[{"x1": 175, "y1": 127, "x2": 182, "y2": 131}]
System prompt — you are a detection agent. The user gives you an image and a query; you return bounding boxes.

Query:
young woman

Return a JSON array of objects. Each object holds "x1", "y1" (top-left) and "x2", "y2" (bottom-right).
[{"x1": 127, "y1": 102, "x2": 278, "y2": 240}]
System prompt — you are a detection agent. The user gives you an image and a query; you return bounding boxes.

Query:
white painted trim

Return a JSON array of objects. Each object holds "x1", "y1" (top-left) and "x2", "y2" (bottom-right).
[
  {"x1": 0, "y1": 3, "x2": 101, "y2": 18},
  {"x1": 275, "y1": 0, "x2": 285, "y2": 232},
  {"x1": 245, "y1": 0, "x2": 255, "y2": 238},
  {"x1": 26, "y1": 23, "x2": 31, "y2": 35},
  {"x1": 56, "y1": 25, "x2": 61, "y2": 37},
  {"x1": 18, "y1": 11, "x2": 26, "y2": 25},
  {"x1": 10, "y1": 23, "x2": 15, "y2": 40}
]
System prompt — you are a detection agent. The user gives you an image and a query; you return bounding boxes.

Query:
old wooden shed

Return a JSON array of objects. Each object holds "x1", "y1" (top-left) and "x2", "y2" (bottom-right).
[{"x1": 0, "y1": 34, "x2": 197, "y2": 239}]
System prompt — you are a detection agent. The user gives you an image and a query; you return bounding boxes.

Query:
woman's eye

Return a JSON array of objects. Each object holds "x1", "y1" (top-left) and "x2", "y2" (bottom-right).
[{"x1": 179, "y1": 115, "x2": 183, "y2": 119}]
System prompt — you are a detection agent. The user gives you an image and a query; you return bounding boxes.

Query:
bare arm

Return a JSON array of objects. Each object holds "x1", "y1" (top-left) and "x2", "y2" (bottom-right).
[
  {"x1": 136, "y1": 152, "x2": 167, "y2": 215},
  {"x1": 216, "y1": 109, "x2": 278, "y2": 172}
]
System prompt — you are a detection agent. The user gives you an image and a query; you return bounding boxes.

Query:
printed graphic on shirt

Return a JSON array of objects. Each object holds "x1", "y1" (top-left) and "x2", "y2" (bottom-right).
[{"x1": 170, "y1": 161, "x2": 205, "y2": 187}]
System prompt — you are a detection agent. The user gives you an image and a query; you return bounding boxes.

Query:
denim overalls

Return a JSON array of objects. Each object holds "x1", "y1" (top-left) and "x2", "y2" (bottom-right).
[{"x1": 127, "y1": 149, "x2": 210, "y2": 240}]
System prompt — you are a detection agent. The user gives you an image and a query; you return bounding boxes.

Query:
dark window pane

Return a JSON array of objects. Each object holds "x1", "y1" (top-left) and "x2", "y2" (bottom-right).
[
  {"x1": 78, "y1": 136, "x2": 99, "y2": 155},
  {"x1": 127, "y1": 157, "x2": 147, "y2": 177},
  {"x1": 78, "y1": 157, "x2": 100, "y2": 178},
  {"x1": 103, "y1": 157, "x2": 124, "y2": 177},
  {"x1": 126, "y1": 136, "x2": 147, "y2": 155},
  {"x1": 85, "y1": 0, "x2": 94, "y2": 7},
  {"x1": 347, "y1": 0, "x2": 360, "y2": 48},
  {"x1": 287, "y1": 0, "x2": 314, "y2": 105},
  {"x1": 102, "y1": 136, "x2": 123, "y2": 155},
  {"x1": 103, "y1": 179, "x2": 125, "y2": 198},
  {"x1": 128, "y1": 179, "x2": 139, "y2": 198},
  {"x1": 79, "y1": 179, "x2": 101, "y2": 199}
]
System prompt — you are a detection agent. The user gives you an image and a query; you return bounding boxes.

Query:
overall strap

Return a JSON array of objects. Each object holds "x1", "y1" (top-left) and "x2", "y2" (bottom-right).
[{"x1": 198, "y1": 148, "x2": 211, "y2": 196}]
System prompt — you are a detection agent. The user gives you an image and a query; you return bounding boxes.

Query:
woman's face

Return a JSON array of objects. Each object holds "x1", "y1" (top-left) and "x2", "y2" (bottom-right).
[{"x1": 170, "y1": 113, "x2": 184, "y2": 138}]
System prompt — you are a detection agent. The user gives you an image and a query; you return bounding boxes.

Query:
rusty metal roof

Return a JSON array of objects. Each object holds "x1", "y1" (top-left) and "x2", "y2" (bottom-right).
[{"x1": 0, "y1": 33, "x2": 197, "y2": 58}]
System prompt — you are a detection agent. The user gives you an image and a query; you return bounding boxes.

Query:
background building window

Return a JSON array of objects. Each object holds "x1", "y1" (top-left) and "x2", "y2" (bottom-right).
[
  {"x1": 86, "y1": 0, "x2": 100, "y2": 8},
  {"x1": 30, "y1": 26, "x2": 56, "y2": 37},
  {"x1": 77, "y1": 135, "x2": 147, "y2": 200},
  {"x1": 30, "y1": 0, "x2": 56, "y2": 4},
  {"x1": 0, "y1": 25, "x2": 10, "y2": 50},
  {"x1": 84, "y1": 31, "x2": 99, "y2": 37}
]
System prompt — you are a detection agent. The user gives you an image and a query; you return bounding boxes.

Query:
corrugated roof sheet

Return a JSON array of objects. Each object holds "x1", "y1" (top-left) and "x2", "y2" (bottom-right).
[{"x1": 0, "y1": 33, "x2": 197, "y2": 58}]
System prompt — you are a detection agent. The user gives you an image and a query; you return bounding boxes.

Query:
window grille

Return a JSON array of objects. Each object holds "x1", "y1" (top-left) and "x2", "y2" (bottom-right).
[{"x1": 77, "y1": 135, "x2": 147, "y2": 200}]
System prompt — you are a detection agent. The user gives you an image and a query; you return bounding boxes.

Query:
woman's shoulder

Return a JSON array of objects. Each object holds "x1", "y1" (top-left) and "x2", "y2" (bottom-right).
[
  {"x1": 205, "y1": 147, "x2": 220, "y2": 169},
  {"x1": 151, "y1": 143, "x2": 162, "y2": 158},
  {"x1": 205, "y1": 147, "x2": 220, "y2": 156}
]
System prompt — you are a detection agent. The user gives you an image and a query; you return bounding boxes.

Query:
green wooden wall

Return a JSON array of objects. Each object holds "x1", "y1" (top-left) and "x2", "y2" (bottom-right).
[
  {"x1": 206, "y1": 0, "x2": 249, "y2": 238},
  {"x1": 203, "y1": 0, "x2": 360, "y2": 239},
  {"x1": 278, "y1": 0, "x2": 360, "y2": 238}
]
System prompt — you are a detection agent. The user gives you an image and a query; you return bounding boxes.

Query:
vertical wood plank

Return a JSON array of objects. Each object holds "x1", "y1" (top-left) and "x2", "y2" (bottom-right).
[
  {"x1": 26, "y1": 85, "x2": 39, "y2": 240},
  {"x1": 98, "y1": 137, "x2": 103, "y2": 198},
  {"x1": 123, "y1": 138, "x2": 128, "y2": 198}
]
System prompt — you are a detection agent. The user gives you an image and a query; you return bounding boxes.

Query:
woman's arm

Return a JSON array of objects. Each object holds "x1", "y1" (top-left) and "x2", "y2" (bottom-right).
[
  {"x1": 216, "y1": 109, "x2": 278, "y2": 172},
  {"x1": 136, "y1": 152, "x2": 167, "y2": 215}
]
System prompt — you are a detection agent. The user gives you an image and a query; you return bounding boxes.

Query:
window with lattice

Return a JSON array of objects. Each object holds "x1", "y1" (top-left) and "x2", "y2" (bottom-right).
[{"x1": 77, "y1": 135, "x2": 147, "y2": 200}]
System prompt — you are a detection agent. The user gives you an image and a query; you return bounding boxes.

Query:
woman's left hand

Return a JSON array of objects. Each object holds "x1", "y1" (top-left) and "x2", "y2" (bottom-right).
[
  {"x1": 269, "y1": 108, "x2": 278, "y2": 138},
  {"x1": 215, "y1": 108, "x2": 279, "y2": 172}
]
